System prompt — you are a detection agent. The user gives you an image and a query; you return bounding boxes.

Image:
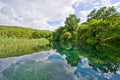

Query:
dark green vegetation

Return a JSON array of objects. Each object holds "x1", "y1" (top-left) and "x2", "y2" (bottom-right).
[{"x1": 53, "y1": 6, "x2": 120, "y2": 45}]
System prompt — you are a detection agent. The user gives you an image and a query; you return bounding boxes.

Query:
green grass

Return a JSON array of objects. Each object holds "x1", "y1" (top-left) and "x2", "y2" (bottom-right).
[{"x1": 0, "y1": 38, "x2": 51, "y2": 58}]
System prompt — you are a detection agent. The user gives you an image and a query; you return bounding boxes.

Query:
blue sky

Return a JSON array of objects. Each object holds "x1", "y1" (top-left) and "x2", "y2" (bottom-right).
[{"x1": 0, "y1": 0, "x2": 120, "y2": 31}]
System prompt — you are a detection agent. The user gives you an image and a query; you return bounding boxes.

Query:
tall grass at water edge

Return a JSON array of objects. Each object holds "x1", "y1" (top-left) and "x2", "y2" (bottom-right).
[{"x1": 0, "y1": 38, "x2": 50, "y2": 58}]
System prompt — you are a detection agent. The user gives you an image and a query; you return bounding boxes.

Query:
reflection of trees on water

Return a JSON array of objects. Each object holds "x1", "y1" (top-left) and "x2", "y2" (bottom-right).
[
  {"x1": 79, "y1": 43, "x2": 120, "y2": 64},
  {"x1": 53, "y1": 42, "x2": 80, "y2": 66},
  {"x1": 53, "y1": 41, "x2": 120, "y2": 73},
  {"x1": 90, "y1": 62, "x2": 120, "y2": 73},
  {"x1": 33, "y1": 44, "x2": 52, "y2": 52}
]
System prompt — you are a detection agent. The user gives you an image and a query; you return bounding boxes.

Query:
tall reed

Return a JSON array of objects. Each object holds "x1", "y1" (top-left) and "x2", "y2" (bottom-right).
[{"x1": 0, "y1": 38, "x2": 51, "y2": 58}]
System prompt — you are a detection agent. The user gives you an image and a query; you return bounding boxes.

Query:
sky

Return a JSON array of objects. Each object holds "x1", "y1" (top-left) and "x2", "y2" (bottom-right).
[{"x1": 0, "y1": 0, "x2": 120, "y2": 31}]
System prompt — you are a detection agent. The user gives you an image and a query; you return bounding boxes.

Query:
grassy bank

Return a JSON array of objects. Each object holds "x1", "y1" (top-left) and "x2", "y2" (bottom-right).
[{"x1": 0, "y1": 38, "x2": 51, "y2": 58}]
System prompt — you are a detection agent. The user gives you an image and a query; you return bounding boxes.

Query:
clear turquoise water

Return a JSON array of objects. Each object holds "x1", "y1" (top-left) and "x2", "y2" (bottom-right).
[{"x1": 0, "y1": 42, "x2": 120, "y2": 80}]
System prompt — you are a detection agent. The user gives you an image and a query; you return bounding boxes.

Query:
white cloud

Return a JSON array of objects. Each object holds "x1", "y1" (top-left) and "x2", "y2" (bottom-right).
[
  {"x1": 93, "y1": 2, "x2": 100, "y2": 6},
  {"x1": 0, "y1": 0, "x2": 76, "y2": 31},
  {"x1": 101, "y1": 0, "x2": 111, "y2": 6},
  {"x1": 79, "y1": 10, "x2": 92, "y2": 22},
  {"x1": 74, "y1": 0, "x2": 97, "y2": 7},
  {"x1": 113, "y1": 2, "x2": 120, "y2": 12}
]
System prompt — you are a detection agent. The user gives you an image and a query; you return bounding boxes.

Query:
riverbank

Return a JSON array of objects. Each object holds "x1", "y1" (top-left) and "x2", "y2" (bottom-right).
[{"x1": 0, "y1": 38, "x2": 51, "y2": 58}]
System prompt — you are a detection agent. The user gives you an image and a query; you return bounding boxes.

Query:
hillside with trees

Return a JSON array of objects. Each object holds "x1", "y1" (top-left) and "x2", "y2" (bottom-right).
[{"x1": 0, "y1": 25, "x2": 52, "y2": 40}]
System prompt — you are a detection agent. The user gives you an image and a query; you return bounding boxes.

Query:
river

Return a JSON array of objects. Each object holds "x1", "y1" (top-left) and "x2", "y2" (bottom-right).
[{"x1": 0, "y1": 42, "x2": 120, "y2": 80}]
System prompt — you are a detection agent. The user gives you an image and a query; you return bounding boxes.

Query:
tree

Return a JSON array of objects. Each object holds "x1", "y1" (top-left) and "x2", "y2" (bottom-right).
[
  {"x1": 87, "y1": 6, "x2": 117, "y2": 21},
  {"x1": 87, "y1": 9, "x2": 96, "y2": 21},
  {"x1": 65, "y1": 14, "x2": 80, "y2": 32},
  {"x1": 53, "y1": 27, "x2": 65, "y2": 41},
  {"x1": 53, "y1": 14, "x2": 80, "y2": 41}
]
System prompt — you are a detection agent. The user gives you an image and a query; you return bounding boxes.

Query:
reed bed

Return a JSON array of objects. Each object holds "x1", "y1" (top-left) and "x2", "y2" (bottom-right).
[{"x1": 0, "y1": 38, "x2": 50, "y2": 58}]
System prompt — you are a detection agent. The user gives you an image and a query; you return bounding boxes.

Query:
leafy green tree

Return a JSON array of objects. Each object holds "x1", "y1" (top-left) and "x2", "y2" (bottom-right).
[
  {"x1": 75, "y1": 6, "x2": 120, "y2": 44},
  {"x1": 65, "y1": 14, "x2": 80, "y2": 32},
  {"x1": 53, "y1": 14, "x2": 80, "y2": 42},
  {"x1": 87, "y1": 6, "x2": 117, "y2": 21}
]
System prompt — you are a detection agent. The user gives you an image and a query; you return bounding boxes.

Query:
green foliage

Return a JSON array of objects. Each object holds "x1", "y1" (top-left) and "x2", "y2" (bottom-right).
[
  {"x1": 65, "y1": 14, "x2": 80, "y2": 31},
  {"x1": 87, "y1": 6, "x2": 117, "y2": 21},
  {"x1": 53, "y1": 14, "x2": 80, "y2": 42},
  {"x1": 0, "y1": 25, "x2": 52, "y2": 39},
  {"x1": 53, "y1": 6, "x2": 120, "y2": 45},
  {"x1": 76, "y1": 24, "x2": 90, "y2": 41},
  {"x1": 32, "y1": 30, "x2": 52, "y2": 39},
  {"x1": 76, "y1": 6, "x2": 120, "y2": 44},
  {"x1": 103, "y1": 35, "x2": 120, "y2": 44},
  {"x1": 52, "y1": 27, "x2": 65, "y2": 41},
  {"x1": 60, "y1": 32, "x2": 72, "y2": 42}
]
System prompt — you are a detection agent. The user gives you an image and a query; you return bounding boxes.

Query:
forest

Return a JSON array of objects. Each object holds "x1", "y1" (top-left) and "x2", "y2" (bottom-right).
[{"x1": 53, "y1": 6, "x2": 120, "y2": 45}]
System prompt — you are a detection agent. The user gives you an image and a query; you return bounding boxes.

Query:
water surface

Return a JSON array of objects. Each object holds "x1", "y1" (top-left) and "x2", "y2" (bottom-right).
[{"x1": 0, "y1": 42, "x2": 120, "y2": 80}]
